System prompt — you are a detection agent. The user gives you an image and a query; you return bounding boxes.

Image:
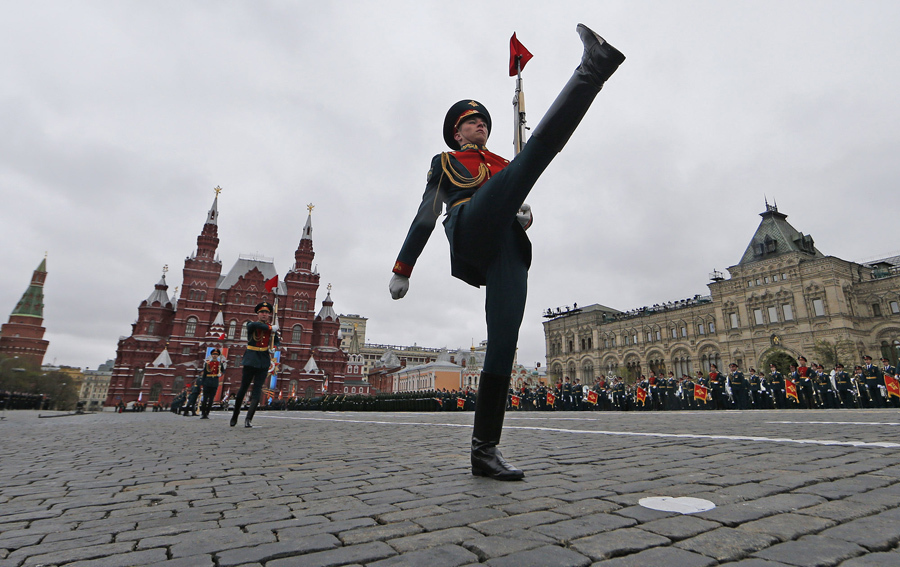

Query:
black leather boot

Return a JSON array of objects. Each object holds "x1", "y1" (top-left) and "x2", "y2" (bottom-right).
[
  {"x1": 575, "y1": 23, "x2": 625, "y2": 89},
  {"x1": 471, "y1": 372, "x2": 524, "y2": 480},
  {"x1": 244, "y1": 398, "x2": 259, "y2": 428},
  {"x1": 530, "y1": 23, "x2": 625, "y2": 154}
]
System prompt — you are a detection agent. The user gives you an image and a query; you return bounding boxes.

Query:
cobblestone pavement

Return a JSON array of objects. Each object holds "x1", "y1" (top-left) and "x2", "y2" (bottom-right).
[{"x1": 2, "y1": 408, "x2": 900, "y2": 567}]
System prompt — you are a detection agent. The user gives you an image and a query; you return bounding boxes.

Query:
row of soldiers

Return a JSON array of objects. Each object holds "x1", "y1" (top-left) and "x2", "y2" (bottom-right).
[{"x1": 505, "y1": 355, "x2": 900, "y2": 411}]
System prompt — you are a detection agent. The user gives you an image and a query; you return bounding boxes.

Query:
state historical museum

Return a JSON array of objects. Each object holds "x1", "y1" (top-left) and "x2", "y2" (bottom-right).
[{"x1": 106, "y1": 191, "x2": 351, "y2": 406}]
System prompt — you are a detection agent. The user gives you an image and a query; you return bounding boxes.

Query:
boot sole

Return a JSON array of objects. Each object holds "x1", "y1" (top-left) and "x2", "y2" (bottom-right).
[{"x1": 472, "y1": 467, "x2": 525, "y2": 481}]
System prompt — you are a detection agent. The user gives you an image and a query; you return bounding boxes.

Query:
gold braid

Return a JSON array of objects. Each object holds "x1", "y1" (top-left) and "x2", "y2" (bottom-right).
[
  {"x1": 431, "y1": 152, "x2": 490, "y2": 215},
  {"x1": 440, "y1": 152, "x2": 489, "y2": 188}
]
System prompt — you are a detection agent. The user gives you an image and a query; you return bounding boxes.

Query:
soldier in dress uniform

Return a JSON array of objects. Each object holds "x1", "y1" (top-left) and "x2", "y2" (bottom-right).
[
  {"x1": 882, "y1": 357, "x2": 900, "y2": 408},
  {"x1": 681, "y1": 374, "x2": 694, "y2": 410},
  {"x1": 199, "y1": 348, "x2": 226, "y2": 419},
  {"x1": 748, "y1": 368, "x2": 762, "y2": 409},
  {"x1": 230, "y1": 301, "x2": 280, "y2": 427},
  {"x1": 729, "y1": 363, "x2": 748, "y2": 410},
  {"x1": 708, "y1": 364, "x2": 726, "y2": 410},
  {"x1": 666, "y1": 371, "x2": 679, "y2": 410},
  {"x1": 833, "y1": 363, "x2": 854, "y2": 408},
  {"x1": 862, "y1": 355, "x2": 885, "y2": 408},
  {"x1": 388, "y1": 24, "x2": 624, "y2": 480},
  {"x1": 813, "y1": 364, "x2": 834, "y2": 409},
  {"x1": 182, "y1": 377, "x2": 201, "y2": 416},
  {"x1": 769, "y1": 363, "x2": 786, "y2": 409},
  {"x1": 695, "y1": 370, "x2": 710, "y2": 409}
]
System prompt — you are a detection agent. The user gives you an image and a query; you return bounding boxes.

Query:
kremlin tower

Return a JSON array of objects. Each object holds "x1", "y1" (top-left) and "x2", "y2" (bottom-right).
[{"x1": 0, "y1": 257, "x2": 50, "y2": 366}]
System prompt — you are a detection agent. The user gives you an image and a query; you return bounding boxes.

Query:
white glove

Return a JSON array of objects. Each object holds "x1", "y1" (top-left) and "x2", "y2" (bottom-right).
[
  {"x1": 271, "y1": 322, "x2": 280, "y2": 333},
  {"x1": 389, "y1": 273, "x2": 409, "y2": 300},
  {"x1": 516, "y1": 203, "x2": 533, "y2": 230}
]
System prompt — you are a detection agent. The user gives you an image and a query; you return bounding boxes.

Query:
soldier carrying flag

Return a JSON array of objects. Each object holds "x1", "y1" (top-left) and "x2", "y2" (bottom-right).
[{"x1": 390, "y1": 23, "x2": 624, "y2": 479}]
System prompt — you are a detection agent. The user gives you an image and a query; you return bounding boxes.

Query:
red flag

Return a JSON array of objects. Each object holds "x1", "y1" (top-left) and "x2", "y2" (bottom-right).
[
  {"x1": 785, "y1": 379, "x2": 799, "y2": 402},
  {"x1": 457, "y1": 397, "x2": 466, "y2": 409},
  {"x1": 886, "y1": 375, "x2": 900, "y2": 399},
  {"x1": 547, "y1": 392, "x2": 556, "y2": 406},
  {"x1": 694, "y1": 384, "x2": 708, "y2": 401},
  {"x1": 636, "y1": 387, "x2": 647, "y2": 404},
  {"x1": 586, "y1": 390, "x2": 599, "y2": 405},
  {"x1": 509, "y1": 33, "x2": 533, "y2": 76},
  {"x1": 265, "y1": 275, "x2": 279, "y2": 293},
  {"x1": 511, "y1": 395, "x2": 520, "y2": 408}
]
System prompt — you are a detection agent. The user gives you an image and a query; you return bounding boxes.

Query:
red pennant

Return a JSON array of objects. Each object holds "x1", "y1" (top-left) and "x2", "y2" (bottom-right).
[{"x1": 509, "y1": 32, "x2": 533, "y2": 76}]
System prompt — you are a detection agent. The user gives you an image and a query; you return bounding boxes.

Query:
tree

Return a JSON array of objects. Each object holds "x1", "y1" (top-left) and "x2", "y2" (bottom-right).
[
  {"x1": 0, "y1": 355, "x2": 79, "y2": 410},
  {"x1": 811, "y1": 338, "x2": 857, "y2": 369},
  {"x1": 763, "y1": 351, "x2": 795, "y2": 375}
]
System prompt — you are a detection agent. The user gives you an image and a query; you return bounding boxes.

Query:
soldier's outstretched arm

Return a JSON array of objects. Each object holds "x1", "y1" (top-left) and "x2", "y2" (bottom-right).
[{"x1": 389, "y1": 155, "x2": 443, "y2": 299}]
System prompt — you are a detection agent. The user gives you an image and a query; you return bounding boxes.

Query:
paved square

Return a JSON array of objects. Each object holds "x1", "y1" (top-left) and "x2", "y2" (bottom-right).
[{"x1": 1, "y1": 408, "x2": 899, "y2": 566}]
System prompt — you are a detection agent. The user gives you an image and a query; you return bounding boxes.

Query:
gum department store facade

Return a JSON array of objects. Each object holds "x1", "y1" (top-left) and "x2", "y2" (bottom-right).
[{"x1": 544, "y1": 204, "x2": 900, "y2": 383}]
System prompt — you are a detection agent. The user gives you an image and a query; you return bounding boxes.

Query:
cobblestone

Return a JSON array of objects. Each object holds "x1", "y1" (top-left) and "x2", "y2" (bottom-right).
[{"x1": 1, "y1": 409, "x2": 899, "y2": 565}]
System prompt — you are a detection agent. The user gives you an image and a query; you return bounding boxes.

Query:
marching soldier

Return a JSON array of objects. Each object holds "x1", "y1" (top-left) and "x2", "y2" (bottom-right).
[
  {"x1": 862, "y1": 355, "x2": 885, "y2": 408},
  {"x1": 882, "y1": 357, "x2": 900, "y2": 408},
  {"x1": 813, "y1": 364, "x2": 834, "y2": 409},
  {"x1": 748, "y1": 368, "x2": 762, "y2": 409},
  {"x1": 681, "y1": 374, "x2": 695, "y2": 410},
  {"x1": 769, "y1": 363, "x2": 786, "y2": 409},
  {"x1": 709, "y1": 364, "x2": 726, "y2": 410},
  {"x1": 833, "y1": 363, "x2": 854, "y2": 408},
  {"x1": 199, "y1": 348, "x2": 225, "y2": 419},
  {"x1": 695, "y1": 370, "x2": 710, "y2": 409},
  {"x1": 729, "y1": 363, "x2": 749, "y2": 410},
  {"x1": 388, "y1": 24, "x2": 624, "y2": 480},
  {"x1": 230, "y1": 301, "x2": 280, "y2": 428}
]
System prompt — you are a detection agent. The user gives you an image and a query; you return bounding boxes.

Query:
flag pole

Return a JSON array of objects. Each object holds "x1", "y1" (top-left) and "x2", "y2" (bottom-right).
[{"x1": 512, "y1": 56, "x2": 527, "y2": 156}]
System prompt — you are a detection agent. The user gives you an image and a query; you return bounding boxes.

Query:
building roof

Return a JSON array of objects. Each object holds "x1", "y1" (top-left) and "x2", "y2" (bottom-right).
[
  {"x1": 10, "y1": 258, "x2": 47, "y2": 318},
  {"x1": 217, "y1": 255, "x2": 281, "y2": 291},
  {"x1": 145, "y1": 275, "x2": 172, "y2": 308},
  {"x1": 206, "y1": 194, "x2": 219, "y2": 226},
  {"x1": 738, "y1": 202, "x2": 824, "y2": 265},
  {"x1": 317, "y1": 291, "x2": 337, "y2": 321}
]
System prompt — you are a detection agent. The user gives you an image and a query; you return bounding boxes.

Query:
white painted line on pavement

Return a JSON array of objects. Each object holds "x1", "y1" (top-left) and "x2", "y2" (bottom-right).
[
  {"x1": 767, "y1": 420, "x2": 900, "y2": 426},
  {"x1": 253, "y1": 414, "x2": 900, "y2": 449}
]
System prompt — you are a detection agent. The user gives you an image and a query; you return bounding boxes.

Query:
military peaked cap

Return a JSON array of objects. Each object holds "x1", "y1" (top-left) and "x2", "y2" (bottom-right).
[
  {"x1": 443, "y1": 100, "x2": 492, "y2": 150},
  {"x1": 255, "y1": 301, "x2": 273, "y2": 313}
]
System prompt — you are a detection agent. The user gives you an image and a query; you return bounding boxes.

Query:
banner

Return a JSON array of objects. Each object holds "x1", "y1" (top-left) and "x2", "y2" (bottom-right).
[
  {"x1": 547, "y1": 392, "x2": 556, "y2": 407},
  {"x1": 785, "y1": 379, "x2": 799, "y2": 402},
  {"x1": 694, "y1": 384, "x2": 708, "y2": 401},
  {"x1": 586, "y1": 390, "x2": 599, "y2": 405},
  {"x1": 886, "y1": 375, "x2": 900, "y2": 399},
  {"x1": 509, "y1": 32, "x2": 533, "y2": 76},
  {"x1": 511, "y1": 395, "x2": 520, "y2": 408},
  {"x1": 268, "y1": 351, "x2": 281, "y2": 390},
  {"x1": 457, "y1": 397, "x2": 466, "y2": 409},
  {"x1": 636, "y1": 387, "x2": 647, "y2": 404}
]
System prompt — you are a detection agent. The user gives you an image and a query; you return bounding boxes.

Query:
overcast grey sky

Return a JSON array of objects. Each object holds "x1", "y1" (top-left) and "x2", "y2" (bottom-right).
[{"x1": 2, "y1": 1, "x2": 898, "y2": 370}]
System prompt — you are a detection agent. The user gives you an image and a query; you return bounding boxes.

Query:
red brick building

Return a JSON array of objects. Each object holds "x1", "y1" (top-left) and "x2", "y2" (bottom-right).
[
  {"x1": 106, "y1": 194, "x2": 348, "y2": 406},
  {"x1": 0, "y1": 258, "x2": 49, "y2": 366}
]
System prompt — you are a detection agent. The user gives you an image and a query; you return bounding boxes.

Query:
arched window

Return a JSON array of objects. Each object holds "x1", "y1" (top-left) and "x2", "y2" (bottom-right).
[
  {"x1": 185, "y1": 317, "x2": 198, "y2": 337},
  {"x1": 227, "y1": 320, "x2": 237, "y2": 339},
  {"x1": 582, "y1": 361, "x2": 594, "y2": 382},
  {"x1": 172, "y1": 376, "x2": 184, "y2": 392},
  {"x1": 240, "y1": 322, "x2": 249, "y2": 341},
  {"x1": 147, "y1": 320, "x2": 156, "y2": 334},
  {"x1": 131, "y1": 368, "x2": 144, "y2": 389},
  {"x1": 292, "y1": 325, "x2": 303, "y2": 344},
  {"x1": 149, "y1": 382, "x2": 162, "y2": 401}
]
